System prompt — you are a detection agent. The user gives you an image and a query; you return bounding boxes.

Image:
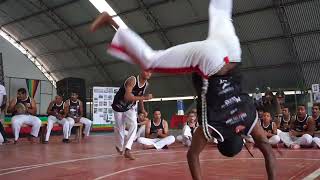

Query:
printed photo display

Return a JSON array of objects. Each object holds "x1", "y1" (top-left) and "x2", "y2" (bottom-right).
[{"x1": 92, "y1": 87, "x2": 119, "y2": 125}]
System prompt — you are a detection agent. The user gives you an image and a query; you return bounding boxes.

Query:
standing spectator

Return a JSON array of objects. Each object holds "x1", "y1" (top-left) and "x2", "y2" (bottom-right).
[{"x1": 0, "y1": 82, "x2": 10, "y2": 143}]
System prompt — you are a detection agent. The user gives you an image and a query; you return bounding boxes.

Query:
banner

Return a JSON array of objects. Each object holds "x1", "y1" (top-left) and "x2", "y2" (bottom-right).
[
  {"x1": 92, "y1": 86, "x2": 119, "y2": 125},
  {"x1": 26, "y1": 79, "x2": 40, "y2": 98}
]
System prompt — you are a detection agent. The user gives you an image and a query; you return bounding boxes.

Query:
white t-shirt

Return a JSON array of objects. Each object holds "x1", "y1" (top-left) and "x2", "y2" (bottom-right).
[{"x1": 0, "y1": 85, "x2": 7, "y2": 106}]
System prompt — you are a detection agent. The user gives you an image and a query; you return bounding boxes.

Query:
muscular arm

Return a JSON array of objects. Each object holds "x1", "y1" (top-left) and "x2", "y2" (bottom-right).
[
  {"x1": 139, "y1": 100, "x2": 146, "y2": 114},
  {"x1": 274, "y1": 116, "x2": 281, "y2": 129},
  {"x1": 304, "y1": 118, "x2": 315, "y2": 136},
  {"x1": 7, "y1": 98, "x2": 16, "y2": 114},
  {"x1": 47, "y1": 101, "x2": 55, "y2": 116},
  {"x1": 27, "y1": 99, "x2": 37, "y2": 115},
  {"x1": 251, "y1": 123, "x2": 276, "y2": 180},
  {"x1": 64, "y1": 100, "x2": 70, "y2": 117},
  {"x1": 187, "y1": 127, "x2": 208, "y2": 180},
  {"x1": 1, "y1": 95, "x2": 7, "y2": 110},
  {"x1": 124, "y1": 77, "x2": 147, "y2": 102},
  {"x1": 79, "y1": 100, "x2": 84, "y2": 117},
  {"x1": 272, "y1": 122, "x2": 278, "y2": 135},
  {"x1": 157, "y1": 120, "x2": 169, "y2": 138}
]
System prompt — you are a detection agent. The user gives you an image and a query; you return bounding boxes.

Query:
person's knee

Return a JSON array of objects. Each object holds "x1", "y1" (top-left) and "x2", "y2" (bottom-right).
[
  {"x1": 168, "y1": 135, "x2": 176, "y2": 144},
  {"x1": 176, "y1": 135, "x2": 183, "y2": 142},
  {"x1": 302, "y1": 134, "x2": 313, "y2": 145},
  {"x1": 137, "y1": 137, "x2": 143, "y2": 143},
  {"x1": 272, "y1": 135, "x2": 281, "y2": 144}
]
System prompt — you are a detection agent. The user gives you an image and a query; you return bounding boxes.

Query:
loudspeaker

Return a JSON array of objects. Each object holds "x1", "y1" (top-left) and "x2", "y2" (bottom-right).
[{"x1": 57, "y1": 78, "x2": 86, "y2": 116}]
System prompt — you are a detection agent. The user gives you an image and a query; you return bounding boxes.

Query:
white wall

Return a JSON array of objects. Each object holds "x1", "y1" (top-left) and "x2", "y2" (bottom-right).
[{"x1": 0, "y1": 36, "x2": 57, "y2": 114}]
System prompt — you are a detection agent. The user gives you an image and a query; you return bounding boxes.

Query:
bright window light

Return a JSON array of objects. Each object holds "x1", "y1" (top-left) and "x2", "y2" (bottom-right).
[
  {"x1": 0, "y1": 29, "x2": 57, "y2": 87},
  {"x1": 89, "y1": 0, "x2": 128, "y2": 29},
  {"x1": 89, "y1": 0, "x2": 116, "y2": 15}
]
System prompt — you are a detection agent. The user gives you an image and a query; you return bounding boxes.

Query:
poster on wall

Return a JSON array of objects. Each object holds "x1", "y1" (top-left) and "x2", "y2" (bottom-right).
[
  {"x1": 92, "y1": 86, "x2": 119, "y2": 125},
  {"x1": 312, "y1": 84, "x2": 319, "y2": 93}
]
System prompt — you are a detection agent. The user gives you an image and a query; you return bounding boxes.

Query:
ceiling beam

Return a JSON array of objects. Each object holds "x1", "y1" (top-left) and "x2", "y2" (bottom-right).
[
  {"x1": 18, "y1": 0, "x2": 311, "y2": 43},
  {"x1": 0, "y1": 0, "x2": 80, "y2": 28},
  {"x1": 50, "y1": 61, "x2": 123, "y2": 73},
  {"x1": 19, "y1": 0, "x2": 172, "y2": 43}
]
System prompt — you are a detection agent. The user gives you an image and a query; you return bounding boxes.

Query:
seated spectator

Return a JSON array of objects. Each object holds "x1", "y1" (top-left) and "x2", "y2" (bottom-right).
[
  {"x1": 64, "y1": 91, "x2": 92, "y2": 137},
  {"x1": 311, "y1": 103, "x2": 320, "y2": 148},
  {"x1": 45, "y1": 95, "x2": 74, "y2": 143},
  {"x1": 176, "y1": 111, "x2": 198, "y2": 147},
  {"x1": 245, "y1": 112, "x2": 280, "y2": 147},
  {"x1": 7, "y1": 88, "x2": 41, "y2": 144},
  {"x1": 137, "y1": 109, "x2": 175, "y2": 149},
  {"x1": 261, "y1": 112, "x2": 280, "y2": 146},
  {"x1": 134, "y1": 111, "x2": 149, "y2": 141},
  {"x1": 278, "y1": 104, "x2": 315, "y2": 149},
  {"x1": 257, "y1": 108, "x2": 264, "y2": 123},
  {"x1": 275, "y1": 105, "x2": 293, "y2": 134}
]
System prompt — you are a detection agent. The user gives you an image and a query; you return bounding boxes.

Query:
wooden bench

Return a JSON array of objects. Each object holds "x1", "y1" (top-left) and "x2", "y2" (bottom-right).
[{"x1": 40, "y1": 122, "x2": 84, "y2": 143}]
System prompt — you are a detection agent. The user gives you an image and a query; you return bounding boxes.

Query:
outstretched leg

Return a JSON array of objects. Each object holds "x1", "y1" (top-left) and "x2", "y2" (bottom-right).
[{"x1": 91, "y1": 13, "x2": 228, "y2": 78}]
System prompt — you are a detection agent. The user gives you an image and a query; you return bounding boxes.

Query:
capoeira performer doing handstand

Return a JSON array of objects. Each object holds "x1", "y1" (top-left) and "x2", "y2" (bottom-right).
[{"x1": 90, "y1": 0, "x2": 276, "y2": 179}]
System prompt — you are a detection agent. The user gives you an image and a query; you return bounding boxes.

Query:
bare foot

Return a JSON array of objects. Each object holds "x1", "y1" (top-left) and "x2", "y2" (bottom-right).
[
  {"x1": 90, "y1": 12, "x2": 118, "y2": 32},
  {"x1": 115, "y1": 146, "x2": 123, "y2": 155},
  {"x1": 143, "y1": 145, "x2": 155, "y2": 150},
  {"x1": 124, "y1": 149, "x2": 136, "y2": 160},
  {"x1": 290, "y1": 144, "x2": 300, "y2": 149}
]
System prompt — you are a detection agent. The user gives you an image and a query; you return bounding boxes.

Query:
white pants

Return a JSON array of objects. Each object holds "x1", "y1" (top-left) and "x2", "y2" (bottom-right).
[
  {"x1": 134, "y1": 125, "x2": 146, "y2": 141},
  {"x1": 12, "y1": 115, "x2": 42, "y2": 141},
  {"x1": 313, "y1": 137, "x2": 320, "y2": 148},
  {"x1": 107, "y1": 0, "x2": 240, "y2": 78},
  {"x1": 176, "y1": 125, "x2": 194, "y2": 146},
  {"x1": 45, "y1": 116, "x2": 74, "y2": 141},
  {"x1": 138, "y1": 136, "x2": 175, "y2": 150},
  {"x1": 0, "y1": 133, "x2": 3, "y2": 145},
  {"x1": 279, "y1": 132, "x2": 313, "y2": 147},
  {"x1": 66, "y1": 117, "x2": 92, "y2": 136},
  {"x1": 245, "y1": 135, "x2": 281, "y2": 145},
  {"x1": 114, "y1": 109, "x2": 137, "y2": 151}
]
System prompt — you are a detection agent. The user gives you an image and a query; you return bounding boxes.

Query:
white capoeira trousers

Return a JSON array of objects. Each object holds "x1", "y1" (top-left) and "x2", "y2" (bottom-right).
[
  {"x1": 0, "y1": 133, "x2": 3, "y2": 145},
  {"x1": 313, "y1": 137, "x2": 320, "y2": 148},
  {"x1": 245, "y1": 134, "x2": 281, "y2": 145},
  {"x1": 45, "y1": 115, "x2": 74, "y2": 141},
  {"x1": 107, "y1": 0, "x2": 240, "y2": 78},
  {"x1": 278, "y1": 131, "x2": 313, "y2": 147},
  {"x1": 114, "y1": 109, "x2": 137, "y2": 151},
  {"x1": 66, "y1": 117, "x2": 92, "y2": 136},
  {"x1": 138, "y1": 135, "x2": 176, "y2": 150},
  {"x1": 12, "y1": 114, "x2": 42, "y2": 141},
  {"x1": 134, "y1": 125, "x2": 146, "y2": 141},
  {"x1": 176, "y1": 125, "x2": 195, "y2": 147}
]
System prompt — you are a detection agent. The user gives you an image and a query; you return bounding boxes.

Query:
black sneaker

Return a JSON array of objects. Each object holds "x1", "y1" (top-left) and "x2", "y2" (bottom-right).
[
  {"x1": 43, "y1": 141, "x2": 49, "y2": 144},
  {"x1": 3, "y1": 139, "x2": 11, "y2": 144},
  {"x1": 62, "y1": 139, "x2": 70, "y2": 143}
]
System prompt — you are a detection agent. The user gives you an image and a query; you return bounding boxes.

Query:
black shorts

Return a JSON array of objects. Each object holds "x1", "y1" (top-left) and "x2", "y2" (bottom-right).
[{"x1": 192, "y1": 72, "x2": 258, "y2": 156}]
